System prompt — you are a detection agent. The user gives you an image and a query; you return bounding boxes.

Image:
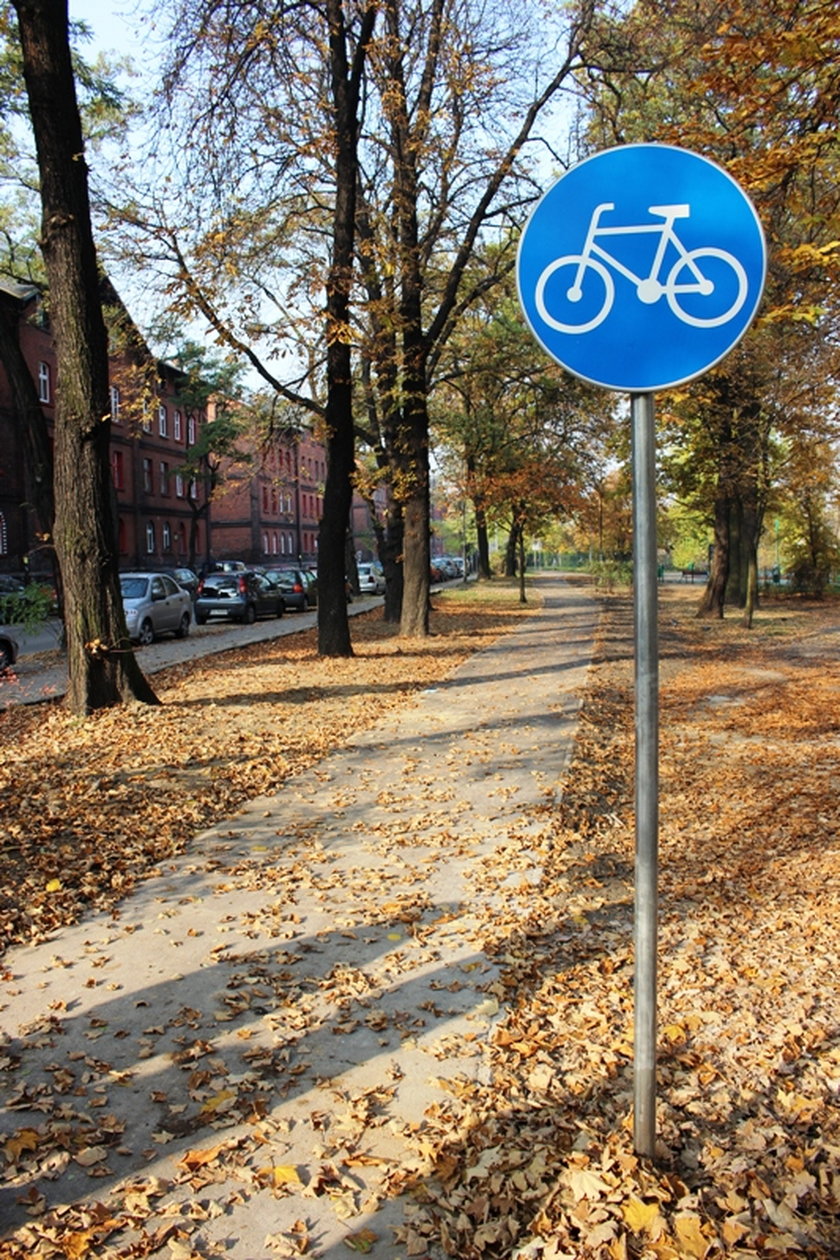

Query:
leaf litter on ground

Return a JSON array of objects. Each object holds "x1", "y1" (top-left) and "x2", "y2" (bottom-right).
[{"x1": 0, "y1": 581, "x2": 839, "y2": 1258}]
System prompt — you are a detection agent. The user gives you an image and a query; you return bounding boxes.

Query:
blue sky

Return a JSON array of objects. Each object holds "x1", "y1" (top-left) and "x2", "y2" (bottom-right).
[{"x1": 68, "y1": 0, "x2": 156, "y2": 79}]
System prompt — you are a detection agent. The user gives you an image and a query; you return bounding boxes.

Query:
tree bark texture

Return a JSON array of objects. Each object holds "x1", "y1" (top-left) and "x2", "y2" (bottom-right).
[
  {"x1": 318, "y1": 0, "x2": 357, "y2": 657},
  {"x1": 374, "y1": 488, "x2": 404, "y2": 624},
  {"x1": 13, "y1": 0, "x2": 158, "y2": 711}
]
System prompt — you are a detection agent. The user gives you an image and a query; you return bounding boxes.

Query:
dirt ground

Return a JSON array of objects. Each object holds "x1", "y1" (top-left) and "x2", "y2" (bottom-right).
[{"x1": 1, "y1": 577, "x2": 838, "y2": 1258}]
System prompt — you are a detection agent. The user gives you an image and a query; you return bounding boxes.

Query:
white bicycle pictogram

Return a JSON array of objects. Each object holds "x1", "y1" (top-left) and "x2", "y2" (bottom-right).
[{"x1": 535, "y1": 202, "x2": 748, "y2": 334}]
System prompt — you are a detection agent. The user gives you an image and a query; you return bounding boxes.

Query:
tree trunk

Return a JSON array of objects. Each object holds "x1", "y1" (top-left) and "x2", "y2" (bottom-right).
[
  {"x1": 317, "y1": 0, "x2": 376, "y2": 655},
  {"x1": 504, "y1": 525, "x2": 517, "y2": 578},
  {"x1": 743, "y1": 549, "x2": 758, "y2": 628},
  {"x1": 13, "y1": 0, "x2": 157, "y2": 712},
  {"x1": 375, "y1": 488, "x2": 404, "y2": 624},
  {"x1": 697, "y1": 494, "x2": 729, "y2": 619},
  {"x1": 474, "y1": 502, "x2": 492, "y2": 580},
  {"x1": 399, "y1": 416, "x2": 431, "y2": 636},
  {"x1": 517, "y1": 523, "x2": 527, "y2": 604}
]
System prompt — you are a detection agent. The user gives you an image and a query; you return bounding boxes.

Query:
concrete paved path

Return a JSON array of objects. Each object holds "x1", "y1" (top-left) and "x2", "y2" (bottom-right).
[{"x1": 0, "y1": 577, "x2": 598, "y2": 1258}]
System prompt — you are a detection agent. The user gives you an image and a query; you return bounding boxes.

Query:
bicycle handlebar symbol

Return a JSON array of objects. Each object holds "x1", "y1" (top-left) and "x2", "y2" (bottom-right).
[{"x1": 535, "y1": 202, "x2": 748, "y2": 335}]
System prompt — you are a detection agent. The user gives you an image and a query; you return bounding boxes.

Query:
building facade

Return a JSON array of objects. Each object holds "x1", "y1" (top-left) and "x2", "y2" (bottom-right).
[{"x1": 0, "y1": 282, "x2": 380, "y2": 583}]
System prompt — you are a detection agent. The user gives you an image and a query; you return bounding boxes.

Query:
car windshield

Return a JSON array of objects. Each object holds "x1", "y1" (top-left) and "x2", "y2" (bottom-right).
[{"x1": 120, "y1": 577, "x2": 148, "y2": 599}]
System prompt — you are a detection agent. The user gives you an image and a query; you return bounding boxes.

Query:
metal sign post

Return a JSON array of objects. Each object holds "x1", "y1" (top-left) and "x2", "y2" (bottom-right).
[
  {"x1": 516, "y1": 143, "x2": 766, "y2": 1158},
  {"x1": 631, "y1": 392, "x2": 659, "y2": 1158}
]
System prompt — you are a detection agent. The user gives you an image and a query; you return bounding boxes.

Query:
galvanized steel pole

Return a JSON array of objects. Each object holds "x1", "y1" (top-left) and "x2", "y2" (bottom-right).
[{"x1": 631, "y1": 392, "x2": 659, "y2": 1159}]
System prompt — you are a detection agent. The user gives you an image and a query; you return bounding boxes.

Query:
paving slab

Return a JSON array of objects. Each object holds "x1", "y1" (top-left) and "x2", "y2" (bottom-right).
[{"x1": 0, "y1": 577, "x2": 598, "y2": 1258}]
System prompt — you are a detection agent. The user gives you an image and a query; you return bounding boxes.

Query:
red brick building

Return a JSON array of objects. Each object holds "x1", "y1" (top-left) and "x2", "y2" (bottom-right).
[{"x1": 0, "y1": 281, "x2": 380, "y2": 582}]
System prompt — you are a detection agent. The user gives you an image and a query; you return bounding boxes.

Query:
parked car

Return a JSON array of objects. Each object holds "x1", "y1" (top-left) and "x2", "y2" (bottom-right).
[
  {"x1": 0, "y1": 625, "x2": 19, "y2": 673},
  {"x1": 357, "y1": 563, "x2": 385, "y2": 595},
  {"x1": 205, "y1": 560, "x2": 247, "y2": 574},
  {"x1": 194, "y1": 571, "x2": 285, "y2": 625},
  {"x1": 120, "y1": 572, "x2": 193, "y2": 645},
  {"x1": 262, "y1": 567, "x2": 316, "y2": 612},
  {"x1": 142, "y1": 566, "x2": 200, "y2": 600}
]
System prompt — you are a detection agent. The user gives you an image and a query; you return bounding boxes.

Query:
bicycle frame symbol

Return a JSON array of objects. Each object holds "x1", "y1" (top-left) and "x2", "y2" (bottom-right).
[{"x1": 535, "y1": 202, "x2": 748, "y2": 335}]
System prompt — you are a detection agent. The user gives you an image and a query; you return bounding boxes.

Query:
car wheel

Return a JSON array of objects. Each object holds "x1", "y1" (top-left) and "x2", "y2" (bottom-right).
[
  {"x1": 175, "y1": 612, "x2": 191, "y2": 639},
  {"x1": 137, "y1": 619, "x2": 155, "y2": 646},
  {"x1": 276, "y1": 600, "x2": 284, "y2": 617},
  {"x1": 243, "y1": 603, "x2": 257, "y2": 625},
  {"x1": 0, "y1": 643, "x2": 13, "y2": 672}
]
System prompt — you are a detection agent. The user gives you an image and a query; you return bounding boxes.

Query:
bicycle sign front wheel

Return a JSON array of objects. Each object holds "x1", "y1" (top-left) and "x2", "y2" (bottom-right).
[
  {"x1": 535, "y1": 255, "x2": 615, "y2": 334},
  {"x1": 666, "y1": 248, "x2": 748, "y2": 328}
]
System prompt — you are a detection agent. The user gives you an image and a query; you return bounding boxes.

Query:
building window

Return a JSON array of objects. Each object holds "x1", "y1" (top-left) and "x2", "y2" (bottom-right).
[
  {"x1": 0, "y1": 511, "x2": 7, "y2": 555},
  {"x1": 146, "y1": 522, "x2": 155, "y2": 554},
  {"x1": 262, "y1": 485, "x2": 269, "y2": 512},
  {"x1": 189, "y1": 479, "x2": 198, "y2": 500},
  {"x1": 262, "y1": 531, "x2": 269, "y2": 554},
  {"x1": 272, "y1": 531, "x2": 278, "y2": 554},
  {"x1": 163, "y1": 521, "x2": 172, "y2": 551},
  {"x1": 158, "y1": 404, "x2": 168, "y2": 437},
  {"x1": 37, "y1": 361, "x2": 51, "y2": 403},
  {"x1": 110, "y1": 449, "x2": 125, "y2": 490},
  {"x1": 173, "y1": 409, "x2": 182, "y2": 441},
  {"x1": 159, "y1": 461, "x2": 169, "y2": 495},
  {"x1": 110, "y1": 385, "x2": 121, "y2": 423},
  {"x1": 187, "y1": 415, "x2": 196, "y2": 445},
  {"x1": 143, "y1": 458, "x2": 153, "y2": 493},
  {"x1": 175, "y1": 473, "x2": 185, "y2": 498},
  {"x1": 141, "y1": 407, "x2": 152, "y2": 434}
]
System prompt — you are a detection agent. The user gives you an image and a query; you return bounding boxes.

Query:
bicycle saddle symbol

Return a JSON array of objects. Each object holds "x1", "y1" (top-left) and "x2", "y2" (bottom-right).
[{"x1": 535, "y1": 202, "x2": 748, "y2": 334}]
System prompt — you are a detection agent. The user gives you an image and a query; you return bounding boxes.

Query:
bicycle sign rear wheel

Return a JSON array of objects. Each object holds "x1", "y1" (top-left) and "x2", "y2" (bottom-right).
[
  {"x1": 666, "y1": 248, "x2": 748, "y2": 328},
  {"x1": 535, "y1": 255, "x2": 614, "y2": 333}
]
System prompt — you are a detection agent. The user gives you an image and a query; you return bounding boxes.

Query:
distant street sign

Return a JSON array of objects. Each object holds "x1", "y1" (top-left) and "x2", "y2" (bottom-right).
[{"x1": 516, "y1": 144, "x2": 766, "y2": 392}]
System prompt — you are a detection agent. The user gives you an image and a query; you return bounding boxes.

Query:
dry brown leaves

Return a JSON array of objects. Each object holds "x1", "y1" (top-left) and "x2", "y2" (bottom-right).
[
  {"x1": 1, "y1": 582, "x2": 839, "y2": 1259},
  {"x1": 402, "y1": 586, "x2": 840, "y2": 1259},
  {"x1": 0, "y1": 594, "x2": 523, "y2": 957}
]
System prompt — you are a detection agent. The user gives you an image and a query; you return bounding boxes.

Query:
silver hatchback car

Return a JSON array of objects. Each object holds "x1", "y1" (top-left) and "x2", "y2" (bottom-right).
[{"x1": 120, "y1": 572, "x2": 192, "y2": 646}]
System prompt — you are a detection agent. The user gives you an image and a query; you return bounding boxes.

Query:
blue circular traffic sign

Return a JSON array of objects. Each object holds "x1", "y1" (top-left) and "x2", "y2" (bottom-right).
[{"x1": 516, "y1": 144, "x2": 766, "y2": 392}]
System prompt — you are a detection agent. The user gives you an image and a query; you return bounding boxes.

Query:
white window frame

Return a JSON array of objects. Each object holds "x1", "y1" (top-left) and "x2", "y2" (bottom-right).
[
  {"x1": 145, "y1": 522, "x2": 155, "y2": 554},
  {"x1": 37, "y1": 361, "x2": 51, "y2": 403},
  {"x1": 110, "y1": 385, "x2": 121, "y2": 423},
  {"x1": 173, "y1": 409, "x2": 182, "y2": 441},
  {"x1": 158, "y1": 404, "x2": 168, "y2": 437}
]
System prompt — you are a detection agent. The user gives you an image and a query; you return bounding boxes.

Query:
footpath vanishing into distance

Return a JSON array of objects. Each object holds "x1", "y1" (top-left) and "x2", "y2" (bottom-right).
[{"x1": 0, "y1": 577, "x2": 598, "y2": 1258}]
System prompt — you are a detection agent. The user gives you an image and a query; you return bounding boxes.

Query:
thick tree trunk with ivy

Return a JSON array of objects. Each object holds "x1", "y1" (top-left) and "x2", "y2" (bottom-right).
[{"x1": 13, "y1": 0, "x2": 157, "y2": 712}]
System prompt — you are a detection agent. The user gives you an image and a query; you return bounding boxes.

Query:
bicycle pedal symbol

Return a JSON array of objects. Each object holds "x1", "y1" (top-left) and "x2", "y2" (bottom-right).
[{"x1": 535, "y1": 201, "x2": 748, "y2": 334}]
